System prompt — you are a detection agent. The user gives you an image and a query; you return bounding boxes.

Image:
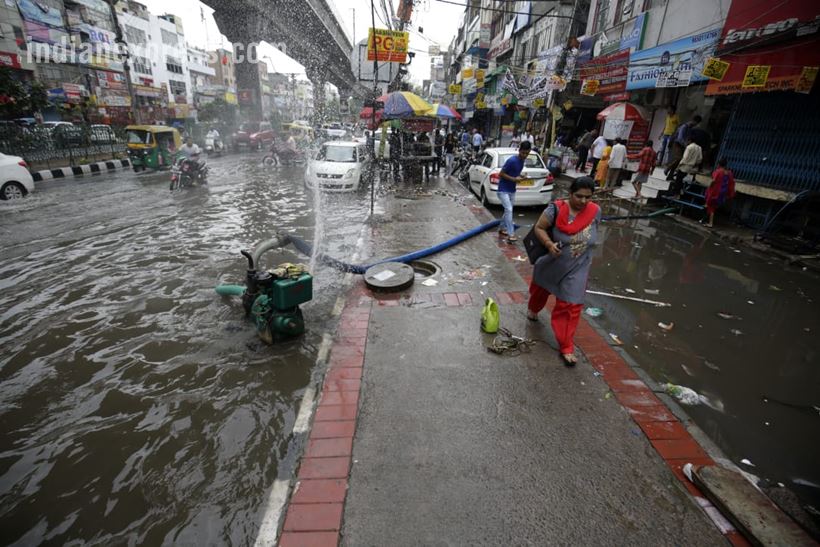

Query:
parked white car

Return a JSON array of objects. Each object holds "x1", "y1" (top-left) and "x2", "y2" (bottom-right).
[
  {"x1": 305, "y1": 141, "x2": 369, "y2": 192},
  {"x1": 467, "y1": 148, "x2": 553, "y2": 206},
  {"x1": 322, "y1": 123, "x2": 348, "y2": 139},
  {"x1": 90, "y1": 124, "x2": 117, "y2": 143},
  {"x1": 0, "y1": 153, "x2": 35, "y2": 200}
]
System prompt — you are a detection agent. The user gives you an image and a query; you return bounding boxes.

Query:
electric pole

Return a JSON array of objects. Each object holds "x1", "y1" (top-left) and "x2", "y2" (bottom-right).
[{"x1": 107, "y1": 0, "x2": 141, "y2": 124}]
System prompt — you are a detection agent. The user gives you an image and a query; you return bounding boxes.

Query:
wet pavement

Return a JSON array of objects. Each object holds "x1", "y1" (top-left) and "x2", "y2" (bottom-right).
[
  {"x1": 498, "y1": 187, "x2": 820, "y2": 517},
  {"x1": 0, "y1": 152, "x2": 371, "y2": 544}
]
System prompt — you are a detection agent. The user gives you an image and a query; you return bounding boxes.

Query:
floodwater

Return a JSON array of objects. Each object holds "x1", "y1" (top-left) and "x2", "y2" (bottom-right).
[
  {"x1": 0, "y1": 154, "x2": 371, "y2": 544},
  {"x1": 511, "y1": 195, "x2": 820, "y2": 516}
]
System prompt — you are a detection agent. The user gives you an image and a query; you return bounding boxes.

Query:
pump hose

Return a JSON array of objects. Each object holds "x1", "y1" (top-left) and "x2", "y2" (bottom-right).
[
  {"x1": 215, "y1": 218, "x2": 503, "y2": 294},
  {"x1": 602, "y1": 207, "x2": 677, "y2": 221}
]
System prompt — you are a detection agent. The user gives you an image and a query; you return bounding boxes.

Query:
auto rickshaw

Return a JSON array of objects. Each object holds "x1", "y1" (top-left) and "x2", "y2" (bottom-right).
[
  {"x1": 282, "y1": 122, "x2": 315, "y2": 145},
  {"x1": 125, "y1": 125, "x2": 182, "y2": 171}
]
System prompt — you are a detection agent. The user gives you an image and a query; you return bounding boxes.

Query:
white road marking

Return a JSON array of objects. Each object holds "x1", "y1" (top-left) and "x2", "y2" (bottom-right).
[
  {"x1": 292, "y1": 385, "x2": 317, "y2": 435},
  {"x1": 253, "y1": 479, "x2": 290, "y2": 547}
]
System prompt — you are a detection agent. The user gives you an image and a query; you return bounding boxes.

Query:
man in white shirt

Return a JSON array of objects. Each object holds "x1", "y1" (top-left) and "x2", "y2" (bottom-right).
[
  {"x1": 605, "y1": 138, "x2": 628, "y2": 189},
  {"x1": 669, "y1": 136, "x2": 703, "y2": 197},
  {"x1": 471, "y1": 129, "x2": 484, "y2": 153},
  {"x1": 590, "y1": 134, "x2": 608, "y2": 176},
  {"x1": 179, "y1": 137, "x2": 201, "y2": 159}
]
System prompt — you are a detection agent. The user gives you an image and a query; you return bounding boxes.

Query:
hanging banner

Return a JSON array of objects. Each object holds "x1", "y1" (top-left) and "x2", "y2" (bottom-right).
[
  {"x1": 462, "y1": 67, "x2": 474, "y2": 79},
  {"x1": 706, "y1": 0, "x2": 820, "y2": 95},
  {"x1": 626, "y1": 29, "x2": 719, "y2": 90},
  {"x1": 741, "y1": 65, "x2": 771, "y2": 88},
  {"x1": 795, "y1": 66, "x2": 818, "y2": 94},
  {"x1": 580, "y1": 79, "x2": 600, "y2": 95},
  {"x1": 620, "y1": 13, "x2": 647, "y2": 52},
  {"x1": 702, "y1": 58, "x2": 730, "y2": 81},
  {"x1": 580, "y1": 50, "x2": 629, "y2": 95},
  {"x1": 367, "y1": 28, "x2": 409, "y2": 63},
  {"x1": 448, "y1": 84, "x2": 462, "y2": 95}
]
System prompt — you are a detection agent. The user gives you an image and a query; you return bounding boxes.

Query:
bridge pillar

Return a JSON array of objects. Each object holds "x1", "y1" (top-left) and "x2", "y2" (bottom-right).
[
  {"x1": 307, "y1": 69, "x2": 326, "y2": 125},
  {"x1": 212, "y1": 8, "x2": 264, "y2": 120}
]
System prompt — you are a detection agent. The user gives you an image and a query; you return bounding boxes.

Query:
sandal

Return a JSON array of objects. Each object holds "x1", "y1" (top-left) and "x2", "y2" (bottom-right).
[
  {"x1": 526, "y1": 311, "x2": 538, "y2": 321},
  {"x1": 499, "y1": 229, "x2": 509, "y2": 236},
  {"x1": 507, "y1": 236, "x2": 519, "y2": 243},
  {"x1": 560, "y1": 353, "x2": 578, "y2": 367}
]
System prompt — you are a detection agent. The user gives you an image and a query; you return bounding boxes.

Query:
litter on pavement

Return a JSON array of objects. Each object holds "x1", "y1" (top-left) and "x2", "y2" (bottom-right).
[
  {"x1": 587, "y1": 290, "x2": 671, "y2": 307},
  {"x1": 665, "y1": 383, "x2": 702, "y2": 405},
  {"x1": 658, "y1": 322, "x2": 674, "y2": 332},
  {"x1": 609, "y1": 333, "x2": 624, "y2": 345},
  {"x1": 584, "y1": 307, "x2": 604, "y2": 317}
]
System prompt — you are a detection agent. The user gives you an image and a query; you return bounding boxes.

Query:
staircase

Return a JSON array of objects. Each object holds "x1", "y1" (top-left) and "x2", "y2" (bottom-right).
[{"x1": 612, "y1": 168, "x2": 670, "y2": 200}]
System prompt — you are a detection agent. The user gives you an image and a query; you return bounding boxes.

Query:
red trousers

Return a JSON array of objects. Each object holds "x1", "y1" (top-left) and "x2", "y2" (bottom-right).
[{"x1": 528, "y1": 281, "x2": 583, "y2": 354}]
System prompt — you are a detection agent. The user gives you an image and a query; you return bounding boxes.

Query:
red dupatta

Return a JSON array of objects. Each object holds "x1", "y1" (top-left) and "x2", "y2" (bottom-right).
[{"x1": 553, "y1": 200, "x2": 600, "y2": 235}]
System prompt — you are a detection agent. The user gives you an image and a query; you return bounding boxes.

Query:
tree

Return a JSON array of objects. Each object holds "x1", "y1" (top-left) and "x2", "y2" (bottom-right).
[
  {"x1": 0, "y1": 67, "x2": 47, "y2": 119},
  {"x1": 198, "y1": 97, "x2": 237, "y2": 127}
]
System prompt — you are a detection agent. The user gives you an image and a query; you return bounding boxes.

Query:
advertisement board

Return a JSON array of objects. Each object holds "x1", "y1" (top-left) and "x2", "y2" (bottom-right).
[
  {"x1": 580, "y1": 50, "x2": 629, "y2": 95},
  {"x1": 626, "y1": 28, "x2": 720, "y2": 90},
  {"x1": 367, "y1": 29, "x2": 409, "y2": 63},
  {"x1": 705, "y1": 0, "x2": 820, "y2": 95}
]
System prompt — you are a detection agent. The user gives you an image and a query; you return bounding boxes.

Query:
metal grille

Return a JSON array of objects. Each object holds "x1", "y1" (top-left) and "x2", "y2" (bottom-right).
[{"x1": 719, "y1": 90, "x2": 820, "y2": 192}]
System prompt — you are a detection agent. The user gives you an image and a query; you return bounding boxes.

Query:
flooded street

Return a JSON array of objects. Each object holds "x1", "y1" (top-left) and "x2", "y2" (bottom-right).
[
  {"x1": 511, "y1": 197, "x2": 820, "y2": 513},
  {"x1": 0, "y1": 153, "x2": 370, "y2": 544}
]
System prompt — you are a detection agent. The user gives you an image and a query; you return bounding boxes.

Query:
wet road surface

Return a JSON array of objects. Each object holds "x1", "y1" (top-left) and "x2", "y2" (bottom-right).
[
  {"x1": 503, "y1": 192, "x2": 820, "y2": 515},
  {"x1": 0, "y1": 153, "x2": 371, "y2": 544}
]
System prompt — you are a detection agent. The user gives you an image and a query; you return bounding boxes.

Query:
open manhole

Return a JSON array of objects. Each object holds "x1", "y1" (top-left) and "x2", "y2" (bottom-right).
[{"x1": 408, "y1": 260, "x2": 440, "y2": 279}]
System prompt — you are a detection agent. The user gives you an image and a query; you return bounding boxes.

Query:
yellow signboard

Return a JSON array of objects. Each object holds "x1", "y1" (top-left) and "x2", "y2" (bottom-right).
[
  {"x1": 795, "y1": 66, "x2": 818, "y2": 94},
  {"x1": 449, "y1": 84, "x2": 462, "y2": 95},
  {"x1": 475, "y1": 69, "x2": 485, "y2": 82},
  {"x1": 462, "y1": 67, "x2": 474, "y2": 79},
  {"x1": 702, "y1": 58, "x2": 730, "y2": 81},
  {"x1": 563, "y1": 100, "x2": 573, "y2": 111},
  {"x1": 742, "y1": 65, "x2": 771, "y2": 88},
  {"x1": 367, "y1": 28, "x2": 409, "y2": 63},
  {"x1": 580, "y1": 79, "x2": 600, "y2": 96},
  {"x1": 533, "y1": 98, "x2": 545, "y2": 108}
]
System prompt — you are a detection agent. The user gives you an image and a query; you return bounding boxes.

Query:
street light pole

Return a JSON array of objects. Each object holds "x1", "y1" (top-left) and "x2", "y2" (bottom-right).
[{"x1": 370, "y1": 0, "x2": 378, "y2": 216}]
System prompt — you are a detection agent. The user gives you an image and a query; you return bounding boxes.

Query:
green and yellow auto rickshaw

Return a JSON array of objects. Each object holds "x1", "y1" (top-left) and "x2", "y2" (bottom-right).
[{"x1": 126, "y1": 125, "x2": 182, "y2": 171}]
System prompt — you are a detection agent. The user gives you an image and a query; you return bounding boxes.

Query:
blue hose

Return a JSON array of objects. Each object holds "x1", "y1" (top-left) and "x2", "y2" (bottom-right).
[{"x1": 287, "y1": 219, "x2": 503, "y2": 274}]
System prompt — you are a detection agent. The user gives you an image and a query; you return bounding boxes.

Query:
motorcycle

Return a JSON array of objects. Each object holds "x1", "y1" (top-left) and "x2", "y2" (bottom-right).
[
  {"x1": 263, "y1": 143, "x2": 304, "y2": 167},
  {"x1": 205, "y1": 135, "x2": 225, "y2": 156},
  {"x1": 170, "y1": 156, "x2": 208, "y2": 190},
  {"x1": 450, "y1": 148, "x2": 479, "y2": 182}
]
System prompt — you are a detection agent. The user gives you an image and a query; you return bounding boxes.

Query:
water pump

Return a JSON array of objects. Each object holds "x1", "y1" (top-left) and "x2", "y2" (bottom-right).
[{"x1": 215, "y1": 236, "x2": 313, "y2": 343}]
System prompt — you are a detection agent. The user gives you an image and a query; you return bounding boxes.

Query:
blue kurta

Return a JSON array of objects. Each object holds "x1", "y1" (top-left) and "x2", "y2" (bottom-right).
[{"x1": 532, "y1": 202, "x2": 602, "y2": 304}]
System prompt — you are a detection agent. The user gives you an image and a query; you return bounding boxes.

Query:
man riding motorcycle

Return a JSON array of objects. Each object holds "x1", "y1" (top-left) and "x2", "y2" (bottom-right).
[{"x1": 172, "y1": 137, "x2": 208, "y2": 188}]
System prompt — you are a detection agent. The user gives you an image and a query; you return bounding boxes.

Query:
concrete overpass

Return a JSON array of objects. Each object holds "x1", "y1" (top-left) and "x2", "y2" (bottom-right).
[{"x1": 203, "y1": 0, "x2": 371, "y2": 118}]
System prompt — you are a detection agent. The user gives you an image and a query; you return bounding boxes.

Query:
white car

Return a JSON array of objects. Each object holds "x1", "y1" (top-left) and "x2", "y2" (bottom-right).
[
  {"x1": 322, "y1": 123, "x2": 348, "y2": 139},
  {"x1": 305, "y1": 141, "x2": 370, "y2": 192},
  {"x1": 0, "y1": 153, "x2": 35, "y2": 200},
  {"x1": 467, "y1": 148, "x2": 553, "y2": 207}
]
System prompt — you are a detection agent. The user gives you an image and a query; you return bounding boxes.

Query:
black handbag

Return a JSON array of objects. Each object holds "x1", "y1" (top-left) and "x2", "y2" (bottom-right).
[{"x1": 523, "y1": 203, "x2": 558, "y2": 265}]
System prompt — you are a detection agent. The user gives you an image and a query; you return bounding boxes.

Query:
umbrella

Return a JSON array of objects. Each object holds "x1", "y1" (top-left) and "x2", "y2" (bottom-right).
[
  {"x1": 382, "y1": 91, "x2": 433, "y2": 119},
  {"x1": 425, "y1": 103, "x2": 462, "y2": 120},
  {"x1": 596, "y1": 102, "x2": 649, "y2": 122},
  {"x1": 359, "y1": 106, "x2": 383, "y2": 120}
]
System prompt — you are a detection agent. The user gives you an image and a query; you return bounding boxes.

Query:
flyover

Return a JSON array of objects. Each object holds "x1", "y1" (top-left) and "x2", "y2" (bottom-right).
[{"x1": 203, "y1": 0, "x2": 371, "y2": 117}]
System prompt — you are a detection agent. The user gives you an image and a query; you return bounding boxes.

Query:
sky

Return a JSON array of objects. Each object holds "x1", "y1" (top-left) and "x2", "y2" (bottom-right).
[{"x1": 138, "y1": 0, "x2": 465, "y2": 86}]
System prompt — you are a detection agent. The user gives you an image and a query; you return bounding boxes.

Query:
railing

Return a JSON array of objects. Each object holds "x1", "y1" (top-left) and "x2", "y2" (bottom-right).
[{"x1": 0, "y1": 124, "x2": 128, "y2": 171}]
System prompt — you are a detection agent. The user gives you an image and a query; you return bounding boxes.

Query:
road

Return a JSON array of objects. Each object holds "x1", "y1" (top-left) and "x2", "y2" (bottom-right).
[{"x1": 0, "y1": 153, "x2": 370, "y2": 544}]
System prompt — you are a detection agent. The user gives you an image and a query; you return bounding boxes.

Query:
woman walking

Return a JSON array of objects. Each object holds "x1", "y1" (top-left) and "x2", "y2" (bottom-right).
[
  {"x1": 444, "y1": 133, "x2": 456, "y2": 176},
  {"x1": 527, "y1": 177, "x2": 601, "y2": 366},
  {"x1": 705, "y1": 158, "x2": 736, "y2": 228},
  {"x1": 594, "y1": 141, "x2": 612, "y2": 187}
]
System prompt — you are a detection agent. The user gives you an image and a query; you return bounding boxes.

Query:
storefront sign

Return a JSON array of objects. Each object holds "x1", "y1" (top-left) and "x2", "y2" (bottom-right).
[
  {"x1": 428, "y1": 44, "x2": 440, "y2": 56},
  {"x1": 98, "y1": 92, "x2": 131, "y2": 107},
  {"x1": 63, "y1": 83, "x2": 87, "y2": 103},
  {"x1": 135, "y1": 85, "x2": 162, "y2": 98},
  {"x1": 430, "y1": 81, "x2": 446, "y2": 98},
  {"x1": 479, "y1": 23, "x2": 491, "y2": 49},
  {"x1": 0, "y1": 51, "x2": 21, "y2": 69},
  {"x1": 448, "y1": 84, "x2": 462, "y2": 95},
  {"x1": 577, "y1": 35, "x2": 595, "y2": 63},
  {"x1": 580, "y1": 50, "x2": 629, "y2": 95},
  {"x1": 741, "y1": 65, "x2": 771, "y2": 88},
  {"x1": 580, "y1": 79, "x2": 600, "y2": 95},
  {"x1": 620, "y1": 13, "x2": 647, "y2": 52},
  {"x1": 702, "y1": 58, "x2": 730, "y2": 80},
  {"x1": 488, "y1": 35, "x2": 513, "y2": 59},
  {"x1": 795, "y1": 66, "x2": 818, "y2": 94},
  {"x1": 462, "y1": 77, "x2": 477, "y2": 94},
  {"x1": 626, "y1": 28, "x2": 720, "y2": 90},
  {"x1": 367, "y1": 29, "x2": 409, "y2": 63},
  {"x1": 706, "y1": 0, "x2": 820, "y2": 95},
  {"x1": 69, "y1": 0, "x2": 111, "y2": 12},
  {"x1": 17, "y1": 0, "x2": 63, "y2": 27},
  {"x1": 75, "y1": 24, "x2": 115, "y2": 47},
  {"x1": 462, "y1": 67, "x2": 474, "y2": 79}
]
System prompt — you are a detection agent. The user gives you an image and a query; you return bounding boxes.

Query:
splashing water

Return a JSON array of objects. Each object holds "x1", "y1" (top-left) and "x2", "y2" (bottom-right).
[{"x1": 308, "y1": 178, "x2": 323, "y2": 275}]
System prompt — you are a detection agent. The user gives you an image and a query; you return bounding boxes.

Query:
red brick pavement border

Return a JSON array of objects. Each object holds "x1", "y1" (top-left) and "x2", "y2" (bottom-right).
[{"x1": 278, "y1": 203, "x2": 751, "y2": 546}]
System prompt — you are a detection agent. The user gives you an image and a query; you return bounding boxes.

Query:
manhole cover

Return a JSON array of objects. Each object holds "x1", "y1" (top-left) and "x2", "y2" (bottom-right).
[
  {"x1": 408, "y1": 260, "x2": 440, "y2": 279},
  {"x1": 364, "y1": 262, "x2": 415, "y2": 292}
]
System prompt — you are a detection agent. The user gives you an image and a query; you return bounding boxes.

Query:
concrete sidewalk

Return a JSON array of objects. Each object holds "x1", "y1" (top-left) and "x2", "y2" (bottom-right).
[{"x1": 279, "y1": 178, "x2": 736, "y2": 546}]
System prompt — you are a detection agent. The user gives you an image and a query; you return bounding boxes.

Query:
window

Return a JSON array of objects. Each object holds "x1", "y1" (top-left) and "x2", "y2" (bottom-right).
[
  {"x1": 169, "y1": 80, "x2": 187, "y2": 96},
  {"x1": 613, "y1": 0, "x2": 626, "y2": 25},
  {"x1": 125, "y1": 25, "x2": 146, "y2": 44},
  {"x1": 482, "y1": 154, "x2": 493, "y2": 167},
  {"x1": 593, "y1": 0, "x2": 610, "y2": 33},
  {"x1": 133, "y1": 56, "x2": 152, "y2": 75},
  {"x1": 166, "y1": 56, "x2": 183, "y2": 74},
  {"x1": 161, "y1": 29, "x2": 178, "y2": 46}
]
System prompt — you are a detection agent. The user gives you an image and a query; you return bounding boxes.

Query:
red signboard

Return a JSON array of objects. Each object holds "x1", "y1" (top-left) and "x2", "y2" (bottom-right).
[
  {"x1": 0, "y1": 51, "x2": 21, "y2": 69},
  {"x1": 706, "y1": 0, "x2": 820, "y2": 95},
  {"x1": 579, "y1": 50, "x2": 630, "y2": 96}
]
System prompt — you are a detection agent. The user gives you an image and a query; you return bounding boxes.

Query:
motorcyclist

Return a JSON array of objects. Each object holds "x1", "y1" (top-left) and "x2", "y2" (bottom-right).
[{"x1": 180, "y1": 136, "x2": 201, "y2": 160}]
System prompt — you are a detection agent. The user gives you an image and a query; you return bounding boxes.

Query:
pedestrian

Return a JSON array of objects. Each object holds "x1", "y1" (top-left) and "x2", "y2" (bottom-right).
[
  {"x1": 594, "y1": 141, "x2": 612, "y2": 187},
  {"x1": 527, "y1": 176, "x2": 601, "y2": 366},
  {"x1": 605, "y1": 138, "x2": 627, "y2": 189},
  {"x1": 666, "y1": 115, "x2": 700, "y2": 179},
  {"x1": 658, "y1": 106, "x2": 678, "y2": 166},
  {"x1": 670, "y1": 136, "x2": 702, "y2": 197},
  {"x1": 471, "y1": 129, "x2": 484, "y2": 153},
  {"x1": 705, "y1": 158, "x2": 736, "y2": 228},
  {"x1": 627, "y1": 139, "x2": 657, "y2": 198},
  {"x1": 460, "y1": 128, "x2": 470, "y2": 150},
  {"x1": 573, "y1": 129, "x2": 596, "y2": 174},
  {"x1": 497, "y1": 141, "x2": 532, "y2": 243},
  {"x1": 444, "y1": 133, "x2": 456, "y2": 175},
  {"x1": 433, "y1": 129, "x2": 444, "y2": 174},
  {"x1": 510, "y1": 130, "x2": 521, "y2": 148},
  {"x1": 590, "y1": 132, "x2": 608, "y2": 176}
]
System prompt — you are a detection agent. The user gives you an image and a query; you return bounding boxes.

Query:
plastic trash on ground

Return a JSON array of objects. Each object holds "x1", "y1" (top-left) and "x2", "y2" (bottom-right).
[
  {"x1": 584, "y1": 307, "x2": 604, "y2": 318},
  {"x1": 665, "y1": 383, "x2": 702, "y2": 405}
]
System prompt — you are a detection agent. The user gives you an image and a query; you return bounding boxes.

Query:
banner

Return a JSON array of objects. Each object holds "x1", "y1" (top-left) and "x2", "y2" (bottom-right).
[
  {"x1": 795, "y1": 67, "x2": 818, "y2": 94},
  {"x1": 702, "y1": 58, "x2": 730, "y2": 80},
  {"x1": 448, "y1": 84, "x2": 462, "y2": 95},
  {"x1": 580, "y1": 50, "x2": 629, "y2": 95},
  {"x1": 626, "y1": 28, "x2": 719, "y2": 90},
  {"x1": 705, "y1": 0, "x2": 820, "y2": 95},
  {"x1": 580, "y1": 79, "x2": 600, "y2": 95},
  {"x1": 367, "y1": 29, "x2": 409, "y2": 63},
  {"x1": 620, "y1": 13, "x2": 647, "y2": 52},
  {"x1": 741, "y1": 65, "x2": 771, "y2": 88},
  {"x1": 17, "y1": 0, "x2": 63, "y2": 27},
  {"x1": 0, "y1": 51, "x2": 21, "y2": 69}
]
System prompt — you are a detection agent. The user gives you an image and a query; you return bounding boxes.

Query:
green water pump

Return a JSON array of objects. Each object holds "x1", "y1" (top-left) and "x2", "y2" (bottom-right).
[{"x1": 215, "y1": 238, "x2": 313, "y2": 343}]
